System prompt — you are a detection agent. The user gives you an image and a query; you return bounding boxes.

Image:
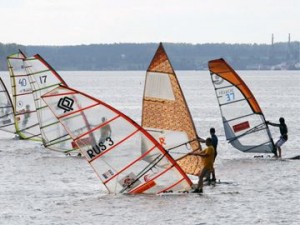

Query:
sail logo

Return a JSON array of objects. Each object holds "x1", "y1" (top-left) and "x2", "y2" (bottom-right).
[
  {"x1": 86, "y1": 137, "x2": 114, "y2": 160},
  {"x1": 159, "y1": 137, "x2": 166, "y2": 146},
  {"x1": 213, "y1": 75, "x2": 224, "y2": 85},
  {"x1": 119, "y1": 172, "x2": 141, "y2": 189},
  {"x1": 102, "y1": 169, "x2": 114, "y2": 179},
  {"x1": 233, "y1": 121, "x2": 250, "y2": 132},
  {"x1": 57, "y1": 97, "x2": 74, "y2": 113}
]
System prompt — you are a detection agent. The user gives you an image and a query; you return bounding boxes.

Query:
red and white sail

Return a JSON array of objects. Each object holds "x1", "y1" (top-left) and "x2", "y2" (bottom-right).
[{"x1": 41, "y1": 85, "x2": 192, "y2": 194}]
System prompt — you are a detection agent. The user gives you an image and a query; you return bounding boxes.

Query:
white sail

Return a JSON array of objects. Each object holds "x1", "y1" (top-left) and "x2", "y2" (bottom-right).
[
  {"x1": 7, "y1": 52, "x2": 41, "y2": 140},
  {"x1": 0, "y1": 77, "x2": 15, "y2": 133},
  {"x1": 208, "y1": 58, "x2": 275, "y2": 153},
  {"x1": 41, "y1": 85, "x2": 192, "y2": 194},
  {"x1": 24, "y1": 54, "x2": 79, "y2": 154}
]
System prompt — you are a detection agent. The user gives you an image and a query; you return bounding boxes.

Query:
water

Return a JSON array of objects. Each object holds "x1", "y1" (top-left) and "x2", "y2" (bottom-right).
[{"x1": 0, "y1": 71, "x2": 299, "y2": 225}]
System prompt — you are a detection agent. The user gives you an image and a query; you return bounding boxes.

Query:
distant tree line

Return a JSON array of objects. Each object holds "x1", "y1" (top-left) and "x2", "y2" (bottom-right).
[{"x1": 0, "y1": 42, "x2": 299, "y2": 71}]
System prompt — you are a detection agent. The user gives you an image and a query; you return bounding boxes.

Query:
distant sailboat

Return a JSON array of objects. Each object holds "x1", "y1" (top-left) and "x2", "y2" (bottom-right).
[
  {"x1": 0, "y1": 77, "x2": 15, "y2": 133},
  {"x1": 41, "y1": 85, "x2": 192, "y2": 194},
  {"x1": 208, "y1": 58, "x2": 276, "y2": 153},
  {"x1": 141, "y1": 43, "x2": 203, "y2": 176}
]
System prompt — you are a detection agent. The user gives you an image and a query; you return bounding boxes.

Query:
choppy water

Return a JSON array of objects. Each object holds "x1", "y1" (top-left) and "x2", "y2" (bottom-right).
[{"x1": 0, "y1": 71, "x2": 299, "y2": 225}]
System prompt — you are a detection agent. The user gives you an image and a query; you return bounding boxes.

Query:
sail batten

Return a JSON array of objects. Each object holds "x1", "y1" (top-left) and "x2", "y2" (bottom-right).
[{"x1": 208, "y1": 58, "x2": 275, "y2": 154}]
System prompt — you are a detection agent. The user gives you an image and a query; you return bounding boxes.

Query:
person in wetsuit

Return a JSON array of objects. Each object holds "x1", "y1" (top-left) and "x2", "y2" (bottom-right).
[{"x1": 267, "y1": 117, "x2": 288, "y2": 158}]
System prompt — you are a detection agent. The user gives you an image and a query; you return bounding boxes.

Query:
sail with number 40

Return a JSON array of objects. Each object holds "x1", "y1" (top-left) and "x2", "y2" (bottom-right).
[
  {"x1": 7, "y1": 51, "x2": 41, "y2": 141},
  {"x1": 23, "y1": 53, "x2": 79, "y2": 154},
  {"x1": 0, "y1": 77, "x2": 15, "y2": 133},
  {"x1": 41, "y1": 85, "x2": 192, "y2": 194},
  {"x1": 208, "y1": 58, "x2": 275, "y2": 153},
  {"x1": 142, "y1": 43, "x2": 203, "y2": 176}
]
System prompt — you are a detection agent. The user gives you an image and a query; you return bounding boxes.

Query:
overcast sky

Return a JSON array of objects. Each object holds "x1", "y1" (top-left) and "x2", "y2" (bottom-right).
[{"x1": 1, "y1": 0, "x2": 299, "y2": 46}]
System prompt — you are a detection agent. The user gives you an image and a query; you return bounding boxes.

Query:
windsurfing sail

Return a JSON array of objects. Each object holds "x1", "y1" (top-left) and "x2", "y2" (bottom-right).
[
  {"x1": 7, "y1": 51, "x2": 41, "y2": 141},
  {"x1": 208, "y1": 58, "x2": 275, "y2": 153},
  {"x1": 41, "y1": 85, "x2": 192, "y2": 194},
  {"x1": 141, "y1": 43, "x2": 203, "y2": 176},
  {"x1": 0, "y1": 77, "x2": 15, "y2": 133},
  {"x1": 23, "y1": 53, "x2": 79, "y2": 154}
]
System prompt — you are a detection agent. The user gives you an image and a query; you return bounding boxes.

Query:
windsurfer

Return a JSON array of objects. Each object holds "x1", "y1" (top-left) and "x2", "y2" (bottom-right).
[
  {"x1": 189, "y1": 138, "x2": 215, "y2": 193},
  {"x1": 266, "y1": 117, "x2": 288, "y2": 158},
  {"x1": 99, "y1": 117, "x2": 112, "y2": 144},
  {"x1": 22, "y1": 104, "x2": 31, "y2": 127},
  {"x1": 197, "y1": 128, "x2": 218, "y2": 183}
]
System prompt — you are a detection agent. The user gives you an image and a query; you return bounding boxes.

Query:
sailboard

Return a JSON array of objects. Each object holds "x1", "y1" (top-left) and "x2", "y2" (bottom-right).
[
  {"x1": 7, "y1": 51, "x2": 41, "y2": 141},
  {"x1": 0, "y1": 77, "x2": 15, "y2": 133},
  {"x1": 41, "y1": 85, "x2": 192, "y2": 194},
  {"x1": 208, "y1": 58, "x2": 275, "y2": 153},
  {"x1": 23, "y1": 53, "x2": 79, "y2": 154},
  {"x1": 141, "y1": 43, "x2": 203, "y2": 176}
]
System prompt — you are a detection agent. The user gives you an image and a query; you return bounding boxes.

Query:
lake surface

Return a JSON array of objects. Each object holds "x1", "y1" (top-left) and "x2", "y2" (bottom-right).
[{"x1": 0, "y1": 70, "x2": 299, "y2": 225}]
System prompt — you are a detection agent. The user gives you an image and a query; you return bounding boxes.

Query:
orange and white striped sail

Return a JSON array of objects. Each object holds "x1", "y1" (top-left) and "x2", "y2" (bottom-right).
[
  {"x1": 208, "y1": 58, "x2": 275, "y2": 153},
  {"x1": 41, "y1": 85, "x2": 192, "y2": 194},
  {"x1": 142, "y1": 43, "x2": 203, "y2": 176},
  {"x1": 0, "y1": 77, "x2": 15, "y2": 133}
]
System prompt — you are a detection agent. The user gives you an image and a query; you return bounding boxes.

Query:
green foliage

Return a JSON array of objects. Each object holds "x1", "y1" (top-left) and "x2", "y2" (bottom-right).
[
  {"x1": 1, "y1": 42, "x2": 299, "y2": 71},
  {"x1": 0, "y1": 43, "x2": 25, "y2": 70}
]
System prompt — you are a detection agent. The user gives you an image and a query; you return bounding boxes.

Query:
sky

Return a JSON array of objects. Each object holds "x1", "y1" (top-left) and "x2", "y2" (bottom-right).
[{"x1": 1, "y1": 0, "x2": 300, "y2": 46}]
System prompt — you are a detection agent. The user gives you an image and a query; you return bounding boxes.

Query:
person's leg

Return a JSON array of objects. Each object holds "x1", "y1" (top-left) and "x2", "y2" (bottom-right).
[
  {"x1": 211, "y1": 168, "x2": 216, "y2": 181},
  {"x1": 198, "y1": 174, "x2": 204, "y2": 191},
  {"x1": 276, "y1": 137, "x2": 285, "y2": 158},
  {"x1": 278, "y1": 146, "x2": 282, "y2": 158},
  {"x1": 273, "y1": 139, "x2": 280, "y2": 157},
  {"x1": 194, "y1": 169, "x2": 207, "y2": 192}
]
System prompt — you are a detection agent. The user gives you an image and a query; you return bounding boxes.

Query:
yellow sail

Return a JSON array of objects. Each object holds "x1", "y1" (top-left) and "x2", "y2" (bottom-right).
[{"x1": 142, "y1": 43, "x2": 203, "y2": 176}]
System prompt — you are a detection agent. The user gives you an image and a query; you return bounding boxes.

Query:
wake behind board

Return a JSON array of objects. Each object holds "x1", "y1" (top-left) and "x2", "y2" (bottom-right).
[
  {"x1": 288, "y1": 155, "x2": 300, "y2": 160},
  {"x1": 191, "y1": 179, "x2": 235, "y2": 189}
]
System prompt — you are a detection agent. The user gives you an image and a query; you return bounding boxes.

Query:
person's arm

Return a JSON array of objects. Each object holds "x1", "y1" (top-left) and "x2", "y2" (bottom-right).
[
  {"x1": 197, "y1": 135, "x2": 205, "y2": 143},
  {"x1": 266, "y1": 121, "x2": 279, "y2": 127},
  {"x1": 189, "y1": 149, "x2": 208, "y2": 157}
]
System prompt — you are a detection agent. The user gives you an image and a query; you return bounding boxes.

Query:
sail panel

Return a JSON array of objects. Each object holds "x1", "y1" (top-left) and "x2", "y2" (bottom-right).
[
  {"x1": 24, "y1": 54, "x2": 78, "y2": 153},
  {"x1": 144, "y1": 72, "x2": 175, "y2": 100},
  {"x1": 0, "y1": 78, "x2": 15, "y2": 133},
  {"x1": 7, "y1": 52, "x2": 41, "y2": 140},
  {"x1": 208, "y1": 58, "x2": 275, "y2": 153},
  {"x1": 142, "y1": 43, "x2": 202, "y2": 176},
  {"x1": 42, "y1": 85, "x2": 192, "y2": 194},
  {"x1": 209, "y1": 59, "x2": 262, "y2": 113}
]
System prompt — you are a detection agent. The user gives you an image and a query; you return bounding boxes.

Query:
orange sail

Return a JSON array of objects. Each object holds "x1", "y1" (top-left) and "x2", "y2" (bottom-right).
[
  {"x1": 208, "y1": 58, "x2": 275, "y2": 153},
  {"x1": 142, "y1": 43, "x2": 203, "y2": 175}
]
